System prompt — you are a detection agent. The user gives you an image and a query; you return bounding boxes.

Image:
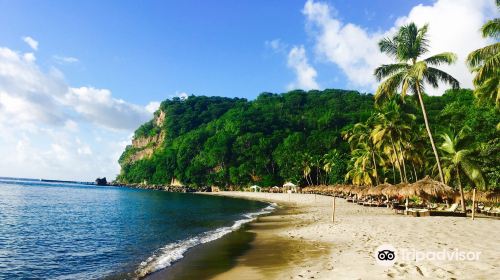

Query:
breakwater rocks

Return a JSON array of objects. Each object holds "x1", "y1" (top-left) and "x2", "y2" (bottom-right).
[{"x1": 108, "y1": 182, "x2": 201, "y2": 193}]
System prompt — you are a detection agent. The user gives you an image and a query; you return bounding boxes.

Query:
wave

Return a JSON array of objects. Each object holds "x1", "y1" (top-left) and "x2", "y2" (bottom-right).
[
  {"x1": 135, "y1": 203, "x2": 277, "y2": 278},
  {"x1": 135, "y1": 202, "x2": 277, "y2": 278}
]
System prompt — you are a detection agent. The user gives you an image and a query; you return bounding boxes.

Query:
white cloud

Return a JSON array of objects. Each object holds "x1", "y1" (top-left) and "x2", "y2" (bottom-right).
[
  {"x1": 303, "y1": 0, "x2": 498, "y2": 94},
  {"x1": 265, "y1": 38, "x2": 288, "y2": 54},
  {"x1": 0, "y1": 44, "x2": 156, "y2": 181},
  {"x1": 287, "y1": 45, "x2": 320, "y2": 90},
  {"x1": 53, "y1": 55, "x2": 79, "y2": 64},
  {"x1": 22, "y1": 36, "x2": 39, "y2": 51},
  {"x1": 65, "y1": 87, "x2": 152, "y2": 131},
  {"x1": 145, "y1": 101, "x2": 160, "y2": 113}
]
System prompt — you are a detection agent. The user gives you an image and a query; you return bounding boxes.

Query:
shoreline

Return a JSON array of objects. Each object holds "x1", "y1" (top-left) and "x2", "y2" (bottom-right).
[{"x1": 200, "y1": 192, "x2": 499, "y2": 279}]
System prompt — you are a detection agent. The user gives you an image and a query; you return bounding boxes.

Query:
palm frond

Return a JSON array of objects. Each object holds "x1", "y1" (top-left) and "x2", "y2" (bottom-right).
[
  {"x1": 424, "y1": 52, "x2": 457, "y2": 66},
  {"x1": 481, "y1": 18, "x2": 500, "y2": 39},
  {"x1": 474, "y1": 76, "x2": 500, "y2": 108},
  {"x1": 415, "y1": 23, "x2": 430, "y2": 57},
  {"x1": 473, "y1": 53, "x2": 500, "y2": 85},
  {"x1": 374, "y1": 63, "x2": 408, "y2": 81},
  {"x1": 375, "y1": 72, "x2": 405, "y2": 103},
  {"x1": 425, "y1": 67, "x2": 460, "y2": 89},
  {"x1": 466, "y1": 43, "x2": 500, "y2": 69},
  {"x1": 379, "y1": 37, "x2": 398, "y2": 58},
  {"x1": 460, "y1": 160, "x2": 486, "y2": 189}
]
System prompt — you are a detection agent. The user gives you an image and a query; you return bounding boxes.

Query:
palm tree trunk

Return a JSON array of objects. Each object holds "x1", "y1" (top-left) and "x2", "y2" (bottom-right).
[
  {"x1": 397, "y1": 143, "x2": 408, "y2": 182},
  {"x1": 390, "y1": 136, "x2": 403, "y2": 183},
  {"x1": 415, "y1": 83, "x2": 445, "y2": 183},
  {"x1": 391, "y1": 158, "x2": 396, "y2": 183},
  {"x1": 456, "y1": 167, "x2": 466, "y2": 212},
  {"x1": 412, "y1": 162, "x2": 418, "y2": 182},
  {"x1": 371, "y1": 150, "x2": 379, "y2": 185}
]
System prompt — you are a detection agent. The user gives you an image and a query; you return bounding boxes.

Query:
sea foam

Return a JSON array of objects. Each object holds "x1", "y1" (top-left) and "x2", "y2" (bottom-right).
[{"x1": 135, "y1": 202, "x2": 277, "y2": 278}]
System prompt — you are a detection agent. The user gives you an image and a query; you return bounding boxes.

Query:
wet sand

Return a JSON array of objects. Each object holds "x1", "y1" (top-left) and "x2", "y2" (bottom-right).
[
  {"x1": 146, "y1": 202, "x2": 330, "y2": 280},
  {"x1": 205, "y1": 192, "x2": 500, "y2": 280}
]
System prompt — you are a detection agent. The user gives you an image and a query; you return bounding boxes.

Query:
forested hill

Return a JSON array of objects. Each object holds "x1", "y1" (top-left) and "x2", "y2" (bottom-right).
[
  {"x1": 117, "y1": 88, "x2": 499, "y2": 190},
  {"x1": 117, "y1": 89, "x2": 373, "y2": 187}
]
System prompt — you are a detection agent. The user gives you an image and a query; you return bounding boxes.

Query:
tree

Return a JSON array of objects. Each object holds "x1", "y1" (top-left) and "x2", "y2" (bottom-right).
[
  {"x1": 374, "y1": 22, "x2": 459, "y2": 183},
  {"x1": 466, "y1": 1, "x2": 500, "y2": 108},
  {"x1": 344, "y1": 117, "x2": 381, "y2": 185},
  {"x1": 371, "y1": 100, "x2": 415, "y2": 183},
  {"x1": 439, "y1": 127, "x2": 485, "y2": 212}
]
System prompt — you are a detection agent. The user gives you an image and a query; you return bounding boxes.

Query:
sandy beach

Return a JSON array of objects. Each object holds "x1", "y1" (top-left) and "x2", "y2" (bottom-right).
[{"x1": 205, "y1": 192, "x2": 500, "y2": 280}]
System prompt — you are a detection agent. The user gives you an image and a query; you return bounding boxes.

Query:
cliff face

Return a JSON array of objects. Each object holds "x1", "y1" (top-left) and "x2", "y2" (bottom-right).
[{"x1": 120, "y1": 110, "x2": 166, "y2": 165}]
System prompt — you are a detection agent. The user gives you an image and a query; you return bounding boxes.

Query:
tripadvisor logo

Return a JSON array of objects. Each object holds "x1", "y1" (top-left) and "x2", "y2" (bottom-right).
[
  {"x1": 375, "y1": 244, "x2": 397, "y2": 266},
  {"x1": 374, "y1": 244, "x2": 482, "y2": 266}
]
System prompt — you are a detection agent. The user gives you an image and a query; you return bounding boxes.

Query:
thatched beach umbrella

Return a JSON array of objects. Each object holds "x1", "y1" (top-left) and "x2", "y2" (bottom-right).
[
  {"x1": 464, "y1": 190, "x2": 497, "y2": 203},
  {"x1": 339, "y1": 185, "x2": 353, "y2": 195},
  {"x1": 485, "y1": 191, "x2": 499, "y2": 203},
  {"x1": 410, "y1": 176, "x2": 456, "y2": 199},
  {"x1": 399, "y1": 184, "x2": 423, "y2": 198},
  {"x1": 382, "y1": 183, "x2": 408, "y2": 198},
  {"x1": 367, "y1": 183, "x2": 392, "y2": 196},
  {"x1": 351, "y1": 186, "x2": 366, "y2": 197}
]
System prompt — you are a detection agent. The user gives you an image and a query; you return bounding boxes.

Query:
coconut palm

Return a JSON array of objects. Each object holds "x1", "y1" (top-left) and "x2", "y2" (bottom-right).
[
  {"x1": 322, "y1": 150, "x2": 341, "y2": 185},
  {"x1": 302, "y1": 153, "x2": 313, "y2": 186},
  {"x1": 371, "y1": 100, "x2": 416, "y2": 183},
  {"x1": 343, "y1": 117, "x2": 381, "y2": 184},
  {"x1": 466, "y1": 1, "x2": 499, "y2": 108},
  {"x1": 345, "y1": 144, "x2": 375, "y2": 186},
  {"x1": 374, "y1": 22, "x2": 459, "y2": 183},
  {"x1": 439, "y1": 127, "x2": 485, "y2": 212}
]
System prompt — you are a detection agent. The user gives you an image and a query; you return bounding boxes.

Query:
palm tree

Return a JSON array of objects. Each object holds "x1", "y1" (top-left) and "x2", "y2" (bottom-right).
[
  {"x1": 344, "y1": 118, "x2": 381, "y2": 184},
  {"x1": 345, "y1": 145, "x2": 375, "y2": 186},
  {"x1": 374, "y1": 22, "x2": 459, "y2": 183},
  {"x1": 371, "y1": 100, "x2": 415, "y2": 183},
  {"x1": 439, "y1": 127, "x2": 485, "y2": 212},
  {"x1": 322, "y1": 150, "x2": 340, "y2": 185},
  {"x1": 466, "y1": 1, "x2": 499, "y2": 108},
  {"x1": 302, "y1": 153, "x2": 313, "y2": 186}
]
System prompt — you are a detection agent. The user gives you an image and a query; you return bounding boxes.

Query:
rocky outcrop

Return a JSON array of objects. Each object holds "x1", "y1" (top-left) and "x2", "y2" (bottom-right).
[
  {"x1": 95, "y1": 177, "x2": 107, "y2": 186},
  {"x1": 155, "y1": 110, "x2": 166, "y2": 127},
  {"x1": 123, "y1": 111, "x2": 166, "y2": 164}
]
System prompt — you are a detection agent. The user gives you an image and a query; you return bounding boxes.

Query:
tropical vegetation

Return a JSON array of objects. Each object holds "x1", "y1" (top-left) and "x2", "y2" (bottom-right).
[{"x1": 118, "y1": 19, "x2": 499, "y2": 195}]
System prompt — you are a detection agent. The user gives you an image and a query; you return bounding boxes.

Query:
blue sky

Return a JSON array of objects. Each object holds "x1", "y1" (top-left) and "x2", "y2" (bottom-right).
[
  {"x1": 0, "y1": 0, "x2": 435, "y2": 102},
  {"x1": 0, "y1": 0, "x2": 496, "y2": 180}
]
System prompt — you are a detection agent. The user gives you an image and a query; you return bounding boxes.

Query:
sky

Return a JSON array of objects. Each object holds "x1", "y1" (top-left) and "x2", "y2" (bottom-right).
[{"x1": 0, "y1": 0, "x2": 497, "y2": 181}]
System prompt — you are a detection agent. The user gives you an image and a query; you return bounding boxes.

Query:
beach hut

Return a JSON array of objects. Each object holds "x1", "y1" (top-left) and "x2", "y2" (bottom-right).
[
  {"x1": 283, "y1": 182, "x2": 298, "y2": 193},
  {"x1": 249, "y1": 185, "x2": 262, "y2": 192}
]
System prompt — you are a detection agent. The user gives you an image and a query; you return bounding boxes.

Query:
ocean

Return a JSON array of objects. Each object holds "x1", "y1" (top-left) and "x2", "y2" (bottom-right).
[{"x1": 0, "y1": 179, "x2": 271, "y2": 279}]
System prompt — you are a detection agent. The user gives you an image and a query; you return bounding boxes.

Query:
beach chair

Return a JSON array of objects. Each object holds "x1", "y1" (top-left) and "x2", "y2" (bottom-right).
[
  {"x1": 481, "y1": 206, "x2": 491, "y2": 214},
  {"x1": 486, "y1": 207, "x2": 500, "y2": 217},
  {"x1": 429, "y1": 203, "x2": 466, "y2": 217},
  {"x1": 393, "y1": 204, "x2": 406, "y2": 215}
]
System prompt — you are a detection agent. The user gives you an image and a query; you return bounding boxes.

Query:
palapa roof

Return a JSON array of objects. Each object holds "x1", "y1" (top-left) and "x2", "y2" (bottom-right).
[
  {"x1": 464, "y1": 190, "x2": 500, "y2": 203},
  {"x1": 350, "y1": 185, "x2": 366, "y2": 195},
  {"x1": 410, "y1": 176, "x2": 456, "y2": 198},
  {"x1": 367, "y1": 183, "x2": 392, "y2": 196},
  {"x1": 382, "y1": 182, "x2": 408, "y2": 197}
]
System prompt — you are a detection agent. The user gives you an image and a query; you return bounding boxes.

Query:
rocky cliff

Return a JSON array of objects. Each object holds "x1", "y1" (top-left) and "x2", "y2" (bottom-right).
[{"x1": 120, "y1": 110, "x2": 166, "y2": 165}]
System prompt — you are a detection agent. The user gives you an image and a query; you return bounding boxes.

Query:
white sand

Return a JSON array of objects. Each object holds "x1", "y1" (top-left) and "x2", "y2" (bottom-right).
[{"x1": 207, "y1": 192, "x2": 500, "y2": 280}]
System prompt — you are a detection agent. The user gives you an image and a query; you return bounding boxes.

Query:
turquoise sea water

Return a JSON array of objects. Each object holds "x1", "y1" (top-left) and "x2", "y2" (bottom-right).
[{"x1": 0, "y1": 179, "x2": 270, "y2": 279}]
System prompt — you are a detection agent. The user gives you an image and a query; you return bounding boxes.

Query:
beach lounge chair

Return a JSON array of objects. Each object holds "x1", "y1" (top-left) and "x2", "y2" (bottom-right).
[
  {"x1": 429, "y1": 203, "x2": 466, "y2": 217},
  {"x1": 481, "y1": 206, "x2": 491, "y2": 214},
  {"x1": 393, "y1": 204, "x2": 406, "y2": 215},
  {"x1": 407, "y1": 208, "x2": 431, "y2": 217},
  {"x1": 486, "y1": 207, "x2": 500, "y2": 217}
]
